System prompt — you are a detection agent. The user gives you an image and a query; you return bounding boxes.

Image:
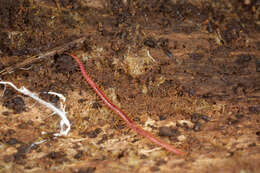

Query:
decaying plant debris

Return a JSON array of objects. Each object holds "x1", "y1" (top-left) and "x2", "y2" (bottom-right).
[{"x1": 0, "y1": 0, "x2": 259, "y2": 172}]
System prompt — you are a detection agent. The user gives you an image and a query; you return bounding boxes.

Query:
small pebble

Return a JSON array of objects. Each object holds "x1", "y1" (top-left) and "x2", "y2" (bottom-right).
[
  {"x1": 2, "y1": 111, "x2": 9, "y2": 116},
  {"x1": 6, "y1": 138, "x2": 19, "y2": 145},
  {"x1": 158, "y1": 126, "x2": 178, "y2": 137},
  {"x1": 191, "y1": 113, "x2": 210, "y2": 122},
  {"x1": 92, "y1": 102, "x2": 102, "y2": 109},
  {"x1": 85, "y1": 128, "x2": 102, "y2": 138},
  {"x1": 156, "y1": 159, "x2": 166, "y2": 166},
  {"x1": 158, "y1": 113, "x2": 168, "y2": 120},
  {"x1": 191, "y1": 113, "x2": 200, "y2": 123},
  {"x1": 189, "y1": 53, "x2": 203, "y2": 61},
  {"x1": 47, "y1": 151, "x2": 66, "y2": 160},
  {"x1": 3, "y1": 96, "x2": 25, "y2": 114},
  {"x1": 144, "y1": 38, "x2": 157, "y2": 48},
  {"x1": 200, "y1": 115, "x2": 211, "y2": 122},
  {"x1": 193, "y1": 122, "x2": 201, "y2": 131},
  {"x1": 74, "y1": 150, "x2": 83, "y2": 159}
]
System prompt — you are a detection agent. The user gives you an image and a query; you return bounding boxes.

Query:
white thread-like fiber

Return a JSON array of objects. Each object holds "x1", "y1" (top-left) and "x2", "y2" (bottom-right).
[{"x1": 0, "y1": 81, "x2": 70, "y2": 136}]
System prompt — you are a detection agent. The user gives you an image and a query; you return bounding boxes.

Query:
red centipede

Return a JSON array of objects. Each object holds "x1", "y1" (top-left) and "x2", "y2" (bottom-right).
[{"x1": 68, "y1": 53, "x2": 185, "y2": 155}]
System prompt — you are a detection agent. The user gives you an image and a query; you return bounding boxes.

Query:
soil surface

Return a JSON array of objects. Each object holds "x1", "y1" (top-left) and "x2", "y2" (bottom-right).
[{"x1": 0, "y1": 0, "x2": 260, "y2": 172}]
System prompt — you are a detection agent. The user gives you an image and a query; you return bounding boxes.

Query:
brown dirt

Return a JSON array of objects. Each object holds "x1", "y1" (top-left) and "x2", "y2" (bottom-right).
[{"x1": 0, "y1": 0, "x2": 259, "y2": 172}]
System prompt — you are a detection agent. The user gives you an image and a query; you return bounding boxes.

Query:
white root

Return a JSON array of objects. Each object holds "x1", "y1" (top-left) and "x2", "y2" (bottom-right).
[
  {"x1": 0, "y1": 81, "x2": 71, "y2": 136},
  {"x1": 43, "y1": 91, "x2": 66, "y2": 102},
  {"x1": 147, "y1": 50, "x2": 156, "y2": 62}
]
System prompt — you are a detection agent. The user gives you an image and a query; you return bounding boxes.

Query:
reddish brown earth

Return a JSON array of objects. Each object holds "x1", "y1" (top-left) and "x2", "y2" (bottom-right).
[{"x1": 0, "y1": 0, "x2": 259, "y2": 172}]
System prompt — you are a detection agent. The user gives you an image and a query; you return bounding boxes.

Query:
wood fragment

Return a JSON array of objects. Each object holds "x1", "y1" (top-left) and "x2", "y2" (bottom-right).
[{"x1": 0, "y1": 37, "x2": 86, "y2": 76}]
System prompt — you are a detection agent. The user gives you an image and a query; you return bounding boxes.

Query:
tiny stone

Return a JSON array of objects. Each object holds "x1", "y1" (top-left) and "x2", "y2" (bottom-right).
[
  {"x1": 83, "y1": 117, "x2": 89, "y2": 121},
  {"x1": 140, "y1": 154, "x2": 148, "y2": 159},
  {"x1": 54, "y1": 54, "x2": 77, "y2": 73},
  {"x1": 256, "y1": 131, "x2": 260, "y2": 136},
  {"x1": 144, "y1": 38, "x2": 157, "y2": 48},
  {"x1": 189, "y1": 53, "x2": 203, "y2": 61},
  {"x1": 74, "y1": 150, "x2": 83, "y2": 159},
  {"x1": 159, "y1": 114, "x2": 168, "y2": 120},
  {"x1": 78, "y1": 98, "x2": 87, "y2": 103},
  {"x1": 191, "y1": 113, "x2": 210, "y2": 122},
  {"x1": 47, "y1": 151, "x2": 66, "y2": 160},
  {"x1": 7, "y1": 129, "x2": 15, "y2": 135},
  {"x1": 92, "y1": 102, "x2": 102, "y2": 109},
  {"x1": 156, "y1": 159, "x2": 166, "y2": 166},
  {"x1": 158, "y1": 126, "x2": 178, "y2": 137},
  {"x1": 200, "y1": 115, "x2": 211, "y2": 122},
  {"x1": 97, "y1": 134, "x2": 108, "y2": 144},
  {"x1": 6, "y1": 138, "x2": 19, "y2": 145},
  {"x1": 2, "y1": 111, "x2": 9, "y2": 116},
  {"x1": 85, "y1": 128, "x2": 102, "y2": 138},
  {"x1": 191, "y1": 113, "x2": 200, "y2": 123},
  {"x1": 193, "y1": 122, "x2": 201, "y2": 131},
  {"x1": 3, "y1": 96, "x2": 25, "y2": 114}
]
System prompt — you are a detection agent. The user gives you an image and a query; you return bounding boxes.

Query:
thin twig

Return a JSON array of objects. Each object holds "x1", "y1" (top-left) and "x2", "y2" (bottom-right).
[
  {"x1": 0, "y1": 37, "x2": 86, "y2": 75},
  {"x1": 147, "y1": 50, "x2": 156, "y2": 62}
]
